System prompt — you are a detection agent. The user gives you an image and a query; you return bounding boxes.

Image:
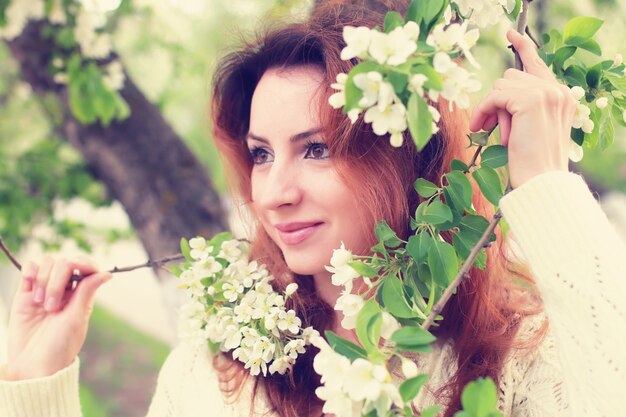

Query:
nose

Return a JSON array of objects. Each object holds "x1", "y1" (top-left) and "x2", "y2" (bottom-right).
[{"x1": 253, "y1": 159, "x2": 303, "y2": 211}]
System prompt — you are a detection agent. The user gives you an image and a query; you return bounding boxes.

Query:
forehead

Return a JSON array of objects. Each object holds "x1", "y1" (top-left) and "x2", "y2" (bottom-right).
[{"x1": 249, "y1": 66, "x2": 325, "y2": 137}]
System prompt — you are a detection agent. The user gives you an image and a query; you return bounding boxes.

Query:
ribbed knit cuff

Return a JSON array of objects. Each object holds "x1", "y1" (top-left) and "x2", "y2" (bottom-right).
[
  {"x1": 0, "y1": 358, "x2": 82, "y2": 417},
  {"x1": 499, "y1": 171, "x2": 620, "y2": 291}
]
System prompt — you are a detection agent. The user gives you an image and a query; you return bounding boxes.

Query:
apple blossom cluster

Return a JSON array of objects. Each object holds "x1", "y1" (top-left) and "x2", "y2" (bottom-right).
[
  {"x1": 0, "y1": 0, "x2": 126, "y2": 92},
  {"x1": 325, "y1": 243, "x2": 401, "y2": 336},
  {"x1": 452, "y1": 0, "x2": 519, "y2": 28},
  {"x1": 176, "y1": 236, "x2": 317, "y2": 377},
  {"x1": 312, "y1": 337, "x2": 404, "y2": 417},
  {"x1": 329, "y1": 20, "x2": 482, "y2": 148}
]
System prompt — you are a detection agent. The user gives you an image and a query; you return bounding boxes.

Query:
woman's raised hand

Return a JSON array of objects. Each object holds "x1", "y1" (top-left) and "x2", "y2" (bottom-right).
[
  {"x1": 469, "y1": 29, "x2": 577, "y2": 189},
  {"x1": 6, "y1": 256, "x2": 111, "y2": 380}
]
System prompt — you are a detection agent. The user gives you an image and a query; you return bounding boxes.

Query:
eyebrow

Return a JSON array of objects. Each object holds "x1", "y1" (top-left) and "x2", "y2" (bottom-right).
[{"x1": 245, "y1": 127, "x2": 324, "y2": 145}]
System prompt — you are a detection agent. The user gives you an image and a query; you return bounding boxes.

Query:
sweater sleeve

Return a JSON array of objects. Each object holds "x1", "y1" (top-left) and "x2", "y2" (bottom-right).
[
  {"x1": 0, "y1": 358, "x2": 82, "y2": 417},
  {"x1": 499, "y1": 171, "x2": 626, "y2": 417}
]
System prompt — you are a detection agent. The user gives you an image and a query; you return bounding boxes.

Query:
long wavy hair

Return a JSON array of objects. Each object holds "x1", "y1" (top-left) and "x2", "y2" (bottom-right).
[{"x1": 210, "y1": 1, "x2": 545, "y2": 416}]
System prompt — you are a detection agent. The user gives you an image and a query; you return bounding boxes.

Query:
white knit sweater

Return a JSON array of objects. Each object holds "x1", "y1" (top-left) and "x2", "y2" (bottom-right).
[{"x1": 1, "y1": 171, "x2": 625, "y2": 417}]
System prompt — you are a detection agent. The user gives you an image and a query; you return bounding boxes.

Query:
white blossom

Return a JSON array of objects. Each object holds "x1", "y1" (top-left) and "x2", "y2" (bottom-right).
[
  {"x1": 74, "y1": 9, "x2": 112, "y2": 58},
  {"x1": 341, "y1": 26, "x2": 372, "y2": 60},
  {"x1": 364, "y1": 102, "x2": 408, "y2": 136},
  {"x1": 218, "y1": 239, "x2": 244, "y2": 262},
  {"x1": 103, "y1": 60, "x2": 125, "y2": 91},
  {"x1": 284, "y1": 339, "x2": 306, "y2": 359},
  {"x1": 400, "y1": 357, "x2": 419, "y2": 378},
  {"x1": 614, "y1": 53, "x2": 623, "y2": 67},
  {"x1": 335, "y1": 293, "x2": 365, "y2": 329},
  {"x1": 344, "y1": 358, "x2": 390, "y2": 401},
  {"x1": 49, "y1": 0, "x2": 67, "y2": 24},
  {"x1": 409, "y1": 73, "x2": 428, "y2": 97},
  {"x1": 277, "y1": 309, "x2": 302, "y2": 334},
  {"x1": 596, "y1": 97, "x2": 608, "y2": 109},
  {"x1": 316, "y1": 386, "x2": 362, "y2": 417},
  {"x1": 453, "y1": 0, "x2": 515, "y2": 28},
  {"x1": 325, "y1": 242, "x2": 360, "y2": 291},
  {"x1": 570, "y1": 86, "x2": 585, "y2": 101},
  {"x1": 380, "y1": 311, "x2": 401, "y2": 339},
  {"x1": 429, "y1": 105, "x2": 442, "y2": 135},
  {"x1": 329, "y1": 73, "x2": 348, "y2": 109},
  {"x1": 568, "y1": 141, "x2": 584, "y2": 163},
  {"x1": 0, "y1": 0, "x2": 44, "y2": 40},
  {"x1": 368, "y1": 24, "x2": 418, "y2": 66},
  {"x1": 285, "y1": 282, "x2": 298, "y2": 297},
  {"x1": 353, "y1": 71, "x2": 395, "y2": 110},
  {"x1": 313, "y1": 340, "x2": 352, "y2": 390},
  {"x1": 427, "y1": 22, "x2": 479, "y2": 68}
]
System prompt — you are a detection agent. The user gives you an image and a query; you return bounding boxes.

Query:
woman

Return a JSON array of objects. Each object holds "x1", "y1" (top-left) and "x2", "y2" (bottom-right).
[{"x1": 1, "y1": 2, "x2": 624, "y2": 417}]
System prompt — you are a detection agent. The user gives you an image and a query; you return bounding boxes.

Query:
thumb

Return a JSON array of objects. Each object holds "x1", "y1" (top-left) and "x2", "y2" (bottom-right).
[{"x1": 67, "y1": 272, "x2": 112, "y2": 315}]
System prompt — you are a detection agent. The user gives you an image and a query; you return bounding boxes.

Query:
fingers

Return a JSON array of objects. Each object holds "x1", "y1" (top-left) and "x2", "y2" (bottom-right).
[
  {"x1": 497, "y1": 109, "x2": 512, "y2": 147},
  {"x1": 34, "y1": 257, "x2": 53, "y2": 305},
  {"x1": 20, "y1": 262, "x2": 38, "y2": 293},
  {"x1": 28, "y1": 256, "x2": 101, "y2": 312},
  {"x1": 68, "y1": 271, "x2": 112, "y2": 316},
  {"x1": 469, "y1": 89, "x2": 517, "y2": 132},
  {"x1": 506, "y1": 29, "x2": 555, "y2": 81}
]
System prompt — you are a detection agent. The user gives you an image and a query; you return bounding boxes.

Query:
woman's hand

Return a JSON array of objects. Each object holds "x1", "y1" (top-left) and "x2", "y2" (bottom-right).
[
  {"x1": 6, "y1": 256, "x2": 111, "y2": 380},
  {"x1": 469, "y1": 29, "x2": 577, "y2": 189}
]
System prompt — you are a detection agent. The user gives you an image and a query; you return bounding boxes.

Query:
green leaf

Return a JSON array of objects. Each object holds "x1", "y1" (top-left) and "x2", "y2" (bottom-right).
[
  {"x1": 344, "y1": 62, "x2": 383, "y2": 112},
  {"x1": 414, "y1": 178, "x2": 439, "y2": 198},
  {"x1": 348, "y1": 261, "x2": 380, "y2": 278},
  {"x1": 450, "y1": 159, "x2": 469, "y2": 172},
  {"x1": 407, "y1": 232, "x2": 433, "y2": 264},
  {"x1": 180, "y1": 237, "x2": 192, "y2": 261},
  {"x1": 408, "y1": 92, "x2": 433, "y2": 151},
  {"x1": 586, "y1": 63, "x2": 602, "y2": 89},
  {"x1": 437, "y1": 187, "x2": 463, "y2": 230},
  {"x1": 472, "y1": 167, "x2": 503, "y2": 206},
  {"x1": 460, "y1": 215, "x2": 494, "y2": 242},
  {"x1": 375, "y1": 220, "x2": 402, "y2": 248},
  {"x1": 444, "y1": 171, "x2": 473, "y2": 212},
  {"x1": 552, "y1": 46, "x2": 577, "y2": 72},
  {"x1": 563, "y1": 16, "x2": 604, "y2": 46},
  {"x1": 422, "y1": 406, "x2": 443, "y2": 417},
  {"x1": 381, "y1": 276, "x2": 417, "y2": 318},
  {"x1": 412, "y1": 64, "x2": 443, "y2": 92},
  {"x1": 577, "y1": 38, "x2": 602, "y2": 56},
  {"x1": 388, "y1": 70, "x2": 409, "y2": 95},
  {"x1": 421, "y1": 200, "x2": 453, "y2": 225},
  {"x1": 428, "y1": 239, "x2": 458, "y2": 286},
  {"x1": 399, "y1": 374, "x2": 429, "y2": 402},
  {"x1": 384, "y1": 11, "x2": 404, "y2": 33},
  {"x1": 480, "y1": 145, "x2": 508, "y2": 169},
  {"x1": 506, "y1": 0, "x2": 522, "y2": 21},
  {"x1": 390, "y1": 326, "x2": 436, "y2": 346},
  {"x1": 325, "y1": 330, "x2": 368, "y2": 361},
  {"x1": 458, "y1": 377, "x2": 502, "y2": 417},
  {"x1": 563, "y1": 65, "x2": 588, "y2": 87},
  {"x1": 605, "y1": 72, "x2": 626, "y2": 94},
  {"x1": 355, "y1": 299, "x2": 383, "y2": 355},
  {"x1": 598, "y1": 104, "x2": 615, "y2": 151}
]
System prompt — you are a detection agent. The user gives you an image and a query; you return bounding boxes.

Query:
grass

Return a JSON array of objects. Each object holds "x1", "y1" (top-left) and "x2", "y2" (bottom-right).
[{"x1": 80, "y1": 304, "x2": 172, "y2": 417}]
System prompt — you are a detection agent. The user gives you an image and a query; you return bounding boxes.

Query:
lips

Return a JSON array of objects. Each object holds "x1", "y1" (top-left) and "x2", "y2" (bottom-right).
[{"x1": 274, "y1": 221, "x2": 324, "y2": 245}]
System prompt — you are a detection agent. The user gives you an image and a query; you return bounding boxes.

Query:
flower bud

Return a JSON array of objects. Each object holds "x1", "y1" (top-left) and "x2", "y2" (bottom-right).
[
  {"x1": 570, "y1": 86, "x2": 585, "y2": 101},
  {"x1": 614, "y1": 53, "x2": 623, "y2": 67},
  {"x1": 401, "y1": 357, "x2": 419, "y2": 378},
  {"x1": 596, "y1": 97, "x2": 609, "y2": 109},
  {"x1": 623, "y1": 110, "x2": 626, "y2": 125},
  {"x1": 285, "y1": 283, "x2": 298, "y2": 297},
  {"x1": 582, "y1": 118, "x2": 595, "y2": 134}
]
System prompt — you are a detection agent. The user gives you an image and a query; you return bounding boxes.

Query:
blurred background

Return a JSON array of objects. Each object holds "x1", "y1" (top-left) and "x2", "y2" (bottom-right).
[{"x1": 1, "y1": 0, "x2": 625, "y2": 416}]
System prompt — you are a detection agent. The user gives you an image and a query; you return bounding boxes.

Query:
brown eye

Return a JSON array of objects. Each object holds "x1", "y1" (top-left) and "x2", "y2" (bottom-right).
[
  {"x1": 250, "y1": 148, "x2": 273, "y2": 165},
  {"x1": 304, "y1": 142, "x2": 329, "y2": 160}
]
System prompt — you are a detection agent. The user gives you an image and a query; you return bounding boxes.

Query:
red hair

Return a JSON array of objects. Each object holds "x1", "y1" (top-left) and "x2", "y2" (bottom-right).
[{"x1": 210, "y1": 1, "x2": 545, "y2": 416}]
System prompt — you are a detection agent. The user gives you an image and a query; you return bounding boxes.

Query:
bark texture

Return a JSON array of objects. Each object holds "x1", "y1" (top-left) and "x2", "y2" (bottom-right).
[{"x1": 7, "y1": 21, "x2": 227, "y2": 274}]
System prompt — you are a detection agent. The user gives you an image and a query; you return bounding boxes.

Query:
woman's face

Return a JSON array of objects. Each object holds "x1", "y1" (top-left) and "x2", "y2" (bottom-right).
[{"x1": 247, "y1": 66, "x2": 370, "y2": 277}]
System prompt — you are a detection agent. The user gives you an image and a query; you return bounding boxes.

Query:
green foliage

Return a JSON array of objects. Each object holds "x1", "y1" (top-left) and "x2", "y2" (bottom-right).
[
  {"x1": 407, "y1": 92, "x2": 433, "y2": 151},
  {"x1": 399, "y1": 374, "x2": 428, "y2": 402},
  {"x1": 455, "y1": 378, "x2": 502, "y2": 417},
  {"x1": 326, "y1": 330, "x2": 368, "y2": 361}
]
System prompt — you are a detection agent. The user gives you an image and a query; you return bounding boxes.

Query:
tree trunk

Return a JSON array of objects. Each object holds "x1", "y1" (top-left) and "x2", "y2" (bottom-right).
[{"x1": 6, "y1": 21, "x2": 227, "y2": 275}]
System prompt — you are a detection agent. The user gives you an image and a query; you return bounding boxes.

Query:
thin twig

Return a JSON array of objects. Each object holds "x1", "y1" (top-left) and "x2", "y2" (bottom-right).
[
  {"x1": 525, "y1": 26, "x2": 542, "y2": 49},
  {"x1": 421, "y1": 211, "x2": 502, "y2": 329},
  {"x1": 0, "y1": 234, "x2": 185, "y2": 282},
  {"x1": 0, "y1": 236, "x2": 22, "y2": 270},
  {"x1": 514, "y1": 0, "x2": 532, "y2": 71}
]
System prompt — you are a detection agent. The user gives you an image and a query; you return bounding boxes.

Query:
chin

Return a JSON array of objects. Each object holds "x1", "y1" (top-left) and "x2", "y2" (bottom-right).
[{"x1": 283, "y1": 255, "x2": 325, "y2": 276}]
